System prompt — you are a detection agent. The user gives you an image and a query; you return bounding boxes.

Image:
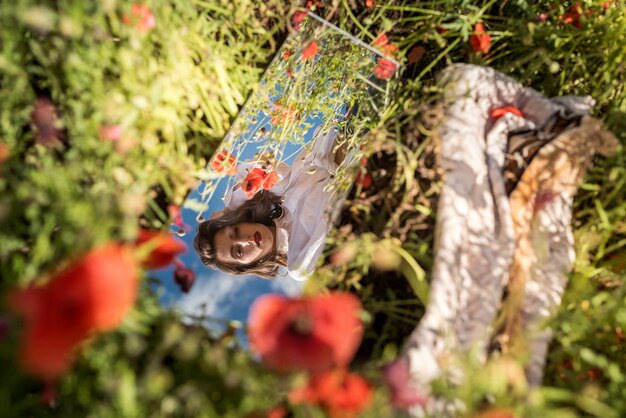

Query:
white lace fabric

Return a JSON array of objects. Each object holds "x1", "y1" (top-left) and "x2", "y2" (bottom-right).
[{"x1": 398, "y1": 64, "x2": 619, "y2": 415}]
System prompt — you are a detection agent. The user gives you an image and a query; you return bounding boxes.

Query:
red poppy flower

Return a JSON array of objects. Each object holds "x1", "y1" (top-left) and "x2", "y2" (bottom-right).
[
  {"x1": 248, "y1": 293, "x2": 364, "y2": 373},
  {"x1": 371, "y1": 33, "x2": 399, "y2": 56},
  {"x1": 263, "y1": 170, "x2": 279, "y2": 190},
  {"x1": 374, "y1": 58, "x2": 397, "y2": 80},
  {"x1": 242, "y1": 167, "x2": 267, "y2": 198},
  {"x1": 99, "y1": 125, "x2": 122, "y2": 142},
  {"x1": 473, "y1": 407, "x2": 517, "y2": 418},
  {"x1": 31, "y1": 98, "x2": 64, "y2": 147},
  {"x1": 470, "y1": 22, "x2": 491, "y2": 54},
  {"x1": 490, "y1": 105, "x2": 523, "y2": 120},
  {"x1": 355, "y1": 170, "x2": 373, "y2": 189},
  {"x1": 135, "y1": 229, "x2": 187, "y2": 269},
  {"x1": 267, "y1": 407, "x2": 287, "y2": 418},
  {"x1": 559, "y1": 2, "x2": 589, "y2": 28},
  {"x1": 382, "y1": 358, "x2": 427, "y2": 409},
  {"x1": 289, "y1": 369, "x2": 372, "y2": 418},
  {"x1": 0, "y1": 143, "x2": 9, "y2": 164},
  {"x1": 355, "y1": 158, "x2": 372, "y2": 188},
  {"x1": 292, "y1": 11, "x2": 307, "y2": 31},
  {"x1": 210, "y1": 149, "x2": 238, "y2": 176},
  {"x1": 302, "y1": 41, "x2": 319, "y2": 60},
  {"x1": 283, "y1": 50, "x2": 292, "y2": 59},
  {"x1": 366, "y1": 0, "x2": 375, "y2": 8},
  {"x1": 173, "y1": 264, "x2": 195, "y2": 293},
  {"x1": 306, "y1": 0, "x2": 324, "y2": 9},
  {"x1": 10, "y1": 244, "x2": 139, "y2": 379},
  {"x1": 242, "y1": 167, "x2": 278, "y2": 197},
  {"x1": 123, "y1": 4, "x2": 156, "y2": 32}
]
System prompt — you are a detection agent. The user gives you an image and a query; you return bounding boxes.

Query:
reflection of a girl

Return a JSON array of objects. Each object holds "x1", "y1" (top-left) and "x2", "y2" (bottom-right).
[{"x1": 193, "y1": 128, "x2": 345, "y2": 280}]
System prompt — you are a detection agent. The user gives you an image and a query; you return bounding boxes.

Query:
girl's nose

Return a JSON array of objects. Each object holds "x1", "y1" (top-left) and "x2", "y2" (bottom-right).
[{"x1": 236, "y1": 235, "x2": 253, "y2": 245}]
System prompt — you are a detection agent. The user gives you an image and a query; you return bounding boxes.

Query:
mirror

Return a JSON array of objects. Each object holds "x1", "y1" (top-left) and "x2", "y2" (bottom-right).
[{"x1": 153, "y1": 13, "x2": 398, "y2": 331}]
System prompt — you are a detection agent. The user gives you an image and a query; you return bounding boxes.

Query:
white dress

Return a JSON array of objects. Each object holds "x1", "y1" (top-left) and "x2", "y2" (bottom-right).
[{"x1": 222, "y1": 128, "x2": 341, "y2": 281}]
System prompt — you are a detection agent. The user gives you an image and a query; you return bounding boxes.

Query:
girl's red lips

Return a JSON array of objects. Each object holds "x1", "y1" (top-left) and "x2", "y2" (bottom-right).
[{"x1": 254, "y1": 231, "x2": 262, "y2": 246}]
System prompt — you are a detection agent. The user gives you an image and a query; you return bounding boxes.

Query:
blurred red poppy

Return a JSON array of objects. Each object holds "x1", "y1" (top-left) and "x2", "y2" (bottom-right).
[
  {"x1": 289, "y1": 369, "x2": 372, "y2": 418},
  {"x1": 470, "y1": 23, "x2": 491, "y2": 54},
  {"x1": 355, "y1": 170, "x2": 373, "y2": 189},
  {"x1": 0, "y1": 143, "x2": 9, "y2": 164},
  {"x1": 135, "y1": 229, "x2": 187, "y2": 269},
  {"x1": 292, "y1": 11, "x2": 307, "y2": 31},
  {"x1": 559, "y1": 2, "x2": 589, "y2": 28},
  {"x1": 173, "y1": 262, "x2": 195, "y2": 293},
  {"x1": 374, "y1": 58, "x2": 397, "y2": 80},
  {"x1": 306, "y1": 0, "x2": 324, "y2": 10},
  {"x1": 98, "y1": 124, "x2": 122, "y2": 142},
  {"x1": 473, "y1": 407, "x2": 517, "y2": 418},
  {"x1": 210, "y1": 149, "x2": 237, "y2": 176},
  {"x1": 31, "y1": 98, "x2": 64, "y2": 146},
  {"x1": 248, "y1": 293, "x2": 364, "y2": 373},
  {"x1": 490, "y1": 105, "x2": 523, "y2": 120},
  {"x1": 382, "y1": 357, "x2": 427, "y2": 409},
  {"x1": 371, "y1": 33, "x2": 399, "y2": 56},
  {"x1": 10, "y1": 244, "x2": 139, "y2": 379},
  {"x1": 123, "y1": 4, "x2": 156, "y2": 32},
  {"x1": 302, "y1": 41, "x2": 319, "y2": 60},
  {"x1": 267, "y1": 407, "x2": 287, "y2": 418}
]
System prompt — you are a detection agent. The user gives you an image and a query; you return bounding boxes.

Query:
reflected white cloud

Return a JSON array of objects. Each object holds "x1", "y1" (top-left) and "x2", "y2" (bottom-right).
[
  {"x1": 169, "y1": 270, "x2": 306, "y2": 344},
  {"x1": 172, "y1": 272, "x2": 305, "y2": 324},
  {"x1": 173, "y1": 272, "x2": 251, "y2": 319},
  {"x1": 270, "y1": 276, "x2": 305, "y2": 296}
]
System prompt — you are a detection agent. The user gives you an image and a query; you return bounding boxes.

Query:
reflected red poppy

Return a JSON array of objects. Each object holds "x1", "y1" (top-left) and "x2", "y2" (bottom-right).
[
  {"x1": 374, "y1": 58, "x2": 397, "y2": 80},
  {"x1": 302, "y1": 41, "x2": 319, "y2": 60},
  {"x1": 210, "y1": 149, "x2": 237, "y2": 176}
]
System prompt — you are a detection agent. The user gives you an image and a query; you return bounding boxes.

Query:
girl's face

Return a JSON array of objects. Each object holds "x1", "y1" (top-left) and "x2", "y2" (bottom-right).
[{"x1": 213, "y1": 222, "x2": 275, "y2": 267}]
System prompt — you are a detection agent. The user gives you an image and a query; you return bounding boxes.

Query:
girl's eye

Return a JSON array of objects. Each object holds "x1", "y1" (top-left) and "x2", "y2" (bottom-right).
[{"x1": 234, "y1": 227, "x2": 239, "y2": 238}]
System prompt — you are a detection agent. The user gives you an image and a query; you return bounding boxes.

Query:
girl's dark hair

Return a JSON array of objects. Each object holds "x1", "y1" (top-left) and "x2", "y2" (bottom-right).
[{"x1": 193, "y1": 190, "x2": 287, "y2": 279}]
